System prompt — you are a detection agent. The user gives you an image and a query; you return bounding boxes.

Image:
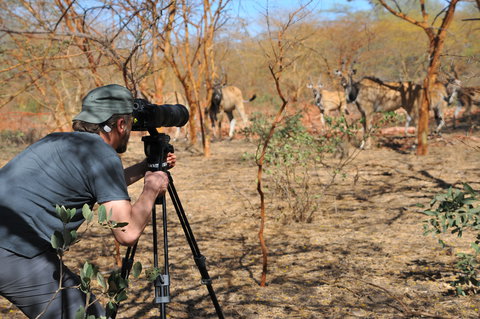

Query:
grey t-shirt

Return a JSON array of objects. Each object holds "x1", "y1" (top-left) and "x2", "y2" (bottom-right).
[{"x1": 0, "y1": 132, "x2": 130, "y2": 257}]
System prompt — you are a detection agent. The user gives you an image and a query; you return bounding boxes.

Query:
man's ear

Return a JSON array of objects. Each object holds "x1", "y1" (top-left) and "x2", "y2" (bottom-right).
[{"x1": 116, "y1": 117, "x2": 126, "y2": 132}]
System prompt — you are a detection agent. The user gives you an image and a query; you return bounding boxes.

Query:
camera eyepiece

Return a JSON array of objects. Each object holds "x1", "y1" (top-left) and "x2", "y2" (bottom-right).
[{"x1": 132, "y1": 98, "x2": 189, "y2": 131}]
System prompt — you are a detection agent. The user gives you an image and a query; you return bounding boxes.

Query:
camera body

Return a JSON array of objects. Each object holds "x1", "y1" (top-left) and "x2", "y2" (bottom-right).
[{"x1": 132, "y1": 98, "x2": 189, "y2": 131}]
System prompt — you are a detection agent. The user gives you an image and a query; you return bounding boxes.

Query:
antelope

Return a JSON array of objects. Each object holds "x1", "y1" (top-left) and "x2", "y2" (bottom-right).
[
  {"x1": 429, "y1": 81, "x2": 450, "y2": 134},
  {"x1": 446, "y1": 79, "x2": 480, "y2": 128},
  {"x1": 337, "y1": 68, "x2": 422, "y2": 148},
  {"x1": 163, "y1": 91, "x2": 190, "y2": 141},
  {"x1": 207, "y1": 82, "x2": 256, "y2": 139},
  {"x1": 306, "y1": 80, "x2": 348, "y2": 126}
]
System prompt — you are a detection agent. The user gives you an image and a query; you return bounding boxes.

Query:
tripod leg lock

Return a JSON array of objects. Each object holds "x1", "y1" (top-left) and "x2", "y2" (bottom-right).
[
  {"x1": 201, "y1": 278, "x2": 212, "y2": 285},
  {"x1": 154, "y1": 275, "x2": 171, "y2": 304},
  {"x1": 194, "y1": 255, "x2": 213, "y2": 285},
  {"x1": 194, "y1": 255, "x2": 206, "y2": 267},
  {"x1": 155, "y1": 295, "x2": 171, "y2": 304},
  {"x1": 154, "y1": 274, "x2": 170, "y2": 286}
]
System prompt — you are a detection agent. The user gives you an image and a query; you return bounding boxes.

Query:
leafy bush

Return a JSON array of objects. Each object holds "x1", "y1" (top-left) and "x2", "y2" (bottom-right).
[
  {"x1": 422, "y1": 183, "x2": 480, "y2": 295},
  {"x1": 242, "y1": 111, "x2": 356, "y2": 223},
  {"x1": 0, "y1": 129, "x2": 42, "y2": 145},
  {"x1": 51, "y1": 204, "x2": 142, "y2": 319},
  {"x1": 376, "y1": 110, "x2": 405, "y2": 127}
]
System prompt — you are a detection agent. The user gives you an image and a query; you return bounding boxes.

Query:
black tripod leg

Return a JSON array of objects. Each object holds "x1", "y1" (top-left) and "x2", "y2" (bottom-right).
[
  {"x1": 166, "y1": 173, "x2": 225, "y2": 319},
  {"x1": 111, "y1": 243, "x2": 137, "y2": 319},
  {"x1": 152, "y1": 198, "x2": 171, "y2": 319},
  {"x1": 121, "y1": 244, "x2": 137, "y2": 279}
]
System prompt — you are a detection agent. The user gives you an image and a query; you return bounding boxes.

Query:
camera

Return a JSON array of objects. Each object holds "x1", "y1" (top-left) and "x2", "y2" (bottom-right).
[{"x1": 132, "y1": 98, "x2": 189, "y2": 131}]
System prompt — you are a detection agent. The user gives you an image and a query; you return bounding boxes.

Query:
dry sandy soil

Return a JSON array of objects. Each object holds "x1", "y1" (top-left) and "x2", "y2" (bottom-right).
[{"x1": 1, "y1": 114, "x2": 480, "y2": 318}]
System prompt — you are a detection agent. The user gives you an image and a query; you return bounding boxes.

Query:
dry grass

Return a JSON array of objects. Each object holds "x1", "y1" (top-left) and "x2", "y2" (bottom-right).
[{"x1": 1, "y1": 122, "x2": 480, "y2": 318}]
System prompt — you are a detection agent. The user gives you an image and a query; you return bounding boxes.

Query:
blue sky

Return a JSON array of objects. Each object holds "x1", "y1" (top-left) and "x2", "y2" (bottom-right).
[
  {"x1": 229, "y1": 0, "x2": 373, "y2": 34},
  {"x1": 231, "y1": 0, "x2": 373, "y2": 19}
]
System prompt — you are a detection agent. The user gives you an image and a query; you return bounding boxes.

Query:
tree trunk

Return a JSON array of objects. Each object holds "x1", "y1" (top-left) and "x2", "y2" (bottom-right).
[{"x1": 417, "y1": 0, "x2": 459, "y2": 155}]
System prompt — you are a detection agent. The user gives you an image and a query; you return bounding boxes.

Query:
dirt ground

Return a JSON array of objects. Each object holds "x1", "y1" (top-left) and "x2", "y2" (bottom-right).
[{"x1": 1, "y1": 114, "x2": 480, "y2": 318}]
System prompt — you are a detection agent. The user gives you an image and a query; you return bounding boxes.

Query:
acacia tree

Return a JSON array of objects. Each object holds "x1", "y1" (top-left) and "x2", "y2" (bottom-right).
[
  {"x1": 157, "y1": 0, "x2": 229, "y2": 154},
  {"x1": 0, "y1": 1, "x2": 89, "y2": 130},
  {"x1": 377, "y1": 0, "x2": 459, "y2": 155},
  {"x1": 0, "y1": 1, "x2": 157, "y2": 130}
]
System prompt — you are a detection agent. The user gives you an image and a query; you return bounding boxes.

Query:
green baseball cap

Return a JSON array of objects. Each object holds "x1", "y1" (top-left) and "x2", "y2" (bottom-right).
[{"x1": 73, "y1": 84, "x2": 134, "y2": 124}]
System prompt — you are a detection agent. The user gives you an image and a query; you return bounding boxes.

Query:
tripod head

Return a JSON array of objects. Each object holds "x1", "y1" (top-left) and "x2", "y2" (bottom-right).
[{"x1": 142, "y1": 128, "x2": 174, "y2": 173}]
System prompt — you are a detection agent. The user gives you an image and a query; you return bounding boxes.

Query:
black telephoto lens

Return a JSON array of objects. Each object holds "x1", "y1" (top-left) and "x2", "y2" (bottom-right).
[{"x1": 132, "y1": 99, "x2": 189, "y2": 131}]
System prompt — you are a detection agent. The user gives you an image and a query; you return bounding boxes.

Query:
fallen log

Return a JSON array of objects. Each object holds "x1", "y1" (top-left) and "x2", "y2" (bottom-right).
[{"x1": 379, "y1": 126, "x2": 416, "y2": 135}]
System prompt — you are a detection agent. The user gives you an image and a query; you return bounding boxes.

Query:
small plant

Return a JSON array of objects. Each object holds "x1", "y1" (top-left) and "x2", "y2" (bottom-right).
[
  {"x1": 323, "y1": 114, "x2": 357, "y2": 155},
  {"x1": 0, "y1": 129, "x2": 42, "y2": 145},
  {"x1": 50, "y1": 204, "x2": 142, "y2": 318},
  {"x1": 377, "y1": 111, "x2": 404, "y2": 127},
  {"x1": 422, "y1": 183, "x2": 480, "y2": 295},
  {"x1": 242, "y1": 111, "x2": 356, "y2": 223}
]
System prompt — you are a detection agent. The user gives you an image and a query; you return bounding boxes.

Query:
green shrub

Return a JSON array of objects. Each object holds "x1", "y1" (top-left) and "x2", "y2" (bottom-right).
[
  {"x1": 51, "y1": 204, "x2": 142, "y2": 318},
  {"x1": 242, "y1": 111, "x2": 356, "y2": 223},
  {"x1": 0, "y1": 129, "x2": 42, "y2": 145},
  {"x1": 422, "y1": 183, "x2": 480, "y2": 295}
]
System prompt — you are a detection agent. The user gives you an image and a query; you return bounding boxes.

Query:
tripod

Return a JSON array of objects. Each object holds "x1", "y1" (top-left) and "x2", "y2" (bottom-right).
[{"x1": 113, "y1": 130, "x2": 224, "y2": 319}]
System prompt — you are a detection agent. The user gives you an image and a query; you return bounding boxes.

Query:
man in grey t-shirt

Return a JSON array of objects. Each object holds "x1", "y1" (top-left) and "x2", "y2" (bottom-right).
[{"x1": 0, "y1": 84, "x2": 176, "y2": 318}]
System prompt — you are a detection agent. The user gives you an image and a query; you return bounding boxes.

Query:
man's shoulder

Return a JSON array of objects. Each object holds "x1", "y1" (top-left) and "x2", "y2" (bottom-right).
[
  {"x1": 45, "y1": 131, "x2": 102, "y2": 141},
  {"x1": 43, "y1": 132, "x2": 106, "y2": 146},
  {"x1": 39, "y1": 132, "x2": 115, "y2": 156}
]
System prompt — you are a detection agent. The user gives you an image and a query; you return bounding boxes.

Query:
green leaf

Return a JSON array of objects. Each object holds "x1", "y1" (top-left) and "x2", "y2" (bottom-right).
[
  {"x1": 114, "y1": 290, "x2": 128, "y2": 303},
  {"x1": 463, "y1": 199, "x2": 477, "y2": 206},
  {"x1": 56, "y1": 205, "x2": 70, "y2": 223},
  {"x1": 98, "y1": 205, "x2": 107, "y2": 224},
  {"x1": 468, "y1": 206, "x2": 480, "y2": 214},
  {"x1": 117, "y1": 277, "x2": 128, "y2": 290},
  {"x1": 422, "y1": 210, "x2": 438, "y2": 216},
  {"x1": 132, "y1": 262, "x2": 142, "y2": 278},
  {"x1": 107, "y1": 208, "x2": 113, "y2": 221},
  {"x1": 146, "y1": 267, "x2": 162, "y2": 282},
  {"x1": 63, "y1": 229, "x2": 72, "y2": 247},
  {"x1": 83, "y1": 262, "x2": 94, "y2": 279},
  {"x1": 108, "y1": 280, "x2": 118, "y2": 293},
  {"x1": 70, "y1": 230, "x2": 78, "y2": 243},
  {"x1": 69, "y1": 208, "x2": 77, "y2": 220},
  {"x1": 75, "y1": 306, "x2": 85, "y2": 319},
  {"x1": 82, "y1": 204, "x2": 93, "y2": 222},
  {"x1": 463, "y1": 183, "x2": 476, "y2": 196},
  {"x1": 51, "y1": 231, "x2": 64, "y2": 250},
  {"x1": 97, "y1": 272, "x2": 107, "y2": 290},
  {"x1": 105, "y1": 301, "x2": 117, "y2": 318}
]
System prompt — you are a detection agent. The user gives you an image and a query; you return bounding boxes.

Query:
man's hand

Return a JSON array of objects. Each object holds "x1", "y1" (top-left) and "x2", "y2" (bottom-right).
[
  {"x1": 166, "y1": 152, "x2": 177, "y2": 169},
  {"x1": 144, "y1": 170, "x2": 169, "y2": 198}
]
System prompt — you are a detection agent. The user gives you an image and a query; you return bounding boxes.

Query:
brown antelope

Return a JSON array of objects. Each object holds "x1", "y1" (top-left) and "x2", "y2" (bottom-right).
[
  {"x1": 337, "y1": 68, "x2": 422, "y2": 148},
  {"x1": 207, "y1": 82, "x2": 256, "y2": 139},
  {"x1": 163, "y1": 91, "x2": 190, "y2": 141},
  {"x1": 306, "y1": 80, "x2": 348, "y2": 126},
  {"x1": 446, "y1": 79, "x2": 480, "y2": 128},
  {"x1": 429, "y1": 81, "x2": 450, "y2": 134}
]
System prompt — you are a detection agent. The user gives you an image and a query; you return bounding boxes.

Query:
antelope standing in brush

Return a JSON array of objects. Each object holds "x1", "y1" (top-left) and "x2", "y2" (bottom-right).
[
  {"x1": 337, "y1": 68, "x2": 422, "y2": 148},
  {"x1": 306, "y1": 80, "x2": 348, "y2": 126},
  {"x1": 207, "y1": 82, "x2": 256, "y2": 139},
  {"x1": 429, "y1": 81, "x2": 450, "y2": 134},
  {"x1": 446, "y1": 79, "x2": 480, "y2": 128}
]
